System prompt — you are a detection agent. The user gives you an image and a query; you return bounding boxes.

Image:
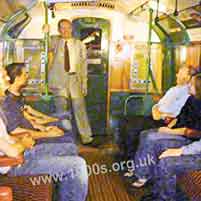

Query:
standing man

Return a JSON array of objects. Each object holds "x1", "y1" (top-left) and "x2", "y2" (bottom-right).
[{"x1": 46, "y1": 19, "x2": 93, "y2": 144}]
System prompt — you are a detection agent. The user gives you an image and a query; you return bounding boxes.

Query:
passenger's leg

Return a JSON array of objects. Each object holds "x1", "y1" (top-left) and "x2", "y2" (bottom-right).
[
  {"x1": 153, "y1": 155, "x2": 201, "y2": 201},
  {"x1": 24, "y1": 142, "x2": 78, "y2": 160},
  {"x1": 9, "y1": 156, "x2": 88, "y2": 201},
  {"x1": 134, "y1": 133, "x2": 191, "y2": 180},
  {"x1": 72, "y1": 97, "x2": 93, "y2": 143}
]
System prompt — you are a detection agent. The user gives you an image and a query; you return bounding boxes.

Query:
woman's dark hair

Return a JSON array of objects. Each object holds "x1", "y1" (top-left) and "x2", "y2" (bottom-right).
[
  {"x1": 5, "y1": 63, "x2": 25, "y2": 84},
  {"x1": 193, "y1": 74, "x2": 201, "y2": 100},
  {"x1": 191, "y1": 66, "x2": 201, "y2": 76}
]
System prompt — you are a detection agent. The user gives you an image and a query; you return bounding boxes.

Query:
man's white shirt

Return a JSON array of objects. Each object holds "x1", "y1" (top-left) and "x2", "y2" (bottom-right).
[{"x1": 153, "y1": 84, "x2": 190, "y2": 118}]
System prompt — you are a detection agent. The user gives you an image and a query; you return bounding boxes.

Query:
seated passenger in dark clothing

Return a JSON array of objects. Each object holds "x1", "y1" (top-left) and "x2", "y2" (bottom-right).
[
  {"x1": 0, "y1": 64, "x2": 89, "y2": 201},
  {"x1": 171, "y1": 95, "x2": 201, "y2": 139},
  {"x1": 1, "y1": 63, "x2": 64, "y2": 139}
]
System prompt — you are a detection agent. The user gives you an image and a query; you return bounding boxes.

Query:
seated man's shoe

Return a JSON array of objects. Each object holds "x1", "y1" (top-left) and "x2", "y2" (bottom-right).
[
  {"x1": 124, "y1": 171, "x2": 134, "y2": 177},
  {"x1": 81, "y1": 135, "x2": 94, "y2": 145},
  {"x1": 132, "y1": 178, "x2": 148, "y2": 188}
]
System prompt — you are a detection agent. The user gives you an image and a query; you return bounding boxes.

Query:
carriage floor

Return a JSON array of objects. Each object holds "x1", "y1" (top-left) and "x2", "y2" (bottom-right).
[{"x1": 79, "y1": 137, "x2": 144, "y2": 201}]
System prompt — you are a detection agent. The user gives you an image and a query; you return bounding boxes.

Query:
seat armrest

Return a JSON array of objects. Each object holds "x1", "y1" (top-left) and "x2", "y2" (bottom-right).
[{"x1": 0, "y1": 155, "x2": 24, "y2": 167}]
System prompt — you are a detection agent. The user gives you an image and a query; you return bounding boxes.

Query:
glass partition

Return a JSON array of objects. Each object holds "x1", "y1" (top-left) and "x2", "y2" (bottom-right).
[{"x1": 0, "y1": 39, "x2": 45, "y2": 95}]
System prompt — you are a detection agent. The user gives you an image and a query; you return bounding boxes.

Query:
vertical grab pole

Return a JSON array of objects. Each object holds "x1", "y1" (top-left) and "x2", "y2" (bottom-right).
[
  {"x1": 43, "y1": 0, "x2": 49, "y2": 96},
  {"x1": 146, "y1": 8, "x2": 158, "y2": 94},
  {"x1": 145, "y1": 8, "x2": 153, "y2": 93}
]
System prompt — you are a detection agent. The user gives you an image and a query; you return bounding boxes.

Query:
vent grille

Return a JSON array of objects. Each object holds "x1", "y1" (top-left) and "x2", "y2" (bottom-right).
[{"x1": 71, "y1": 1, "x2": 116, "y2": 9}]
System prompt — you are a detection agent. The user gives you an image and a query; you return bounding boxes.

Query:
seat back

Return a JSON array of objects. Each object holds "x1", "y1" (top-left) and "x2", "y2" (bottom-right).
[{"x1": 0, "y1": 186, "x2": 13, "y2": 201}]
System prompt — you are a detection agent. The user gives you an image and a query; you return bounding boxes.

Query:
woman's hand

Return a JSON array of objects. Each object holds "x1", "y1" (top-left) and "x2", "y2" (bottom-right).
[
  {"x1": 159, "y1": 148, "x2": 183, "y2": 159},
  {"x1": 158, "y1": 127, "x2": 172, "y2": 133},
  {"x1": 158, "y1": 127, "x2": 185, "y2": 135}
]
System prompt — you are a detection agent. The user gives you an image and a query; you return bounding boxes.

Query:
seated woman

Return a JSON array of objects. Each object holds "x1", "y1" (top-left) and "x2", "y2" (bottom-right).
[
  {"x1": 0, "y1": 112, "x2": 88, "y2": 201},
  {"x1": 130, "y1": 74, "x2": 201, "y2": 201}
]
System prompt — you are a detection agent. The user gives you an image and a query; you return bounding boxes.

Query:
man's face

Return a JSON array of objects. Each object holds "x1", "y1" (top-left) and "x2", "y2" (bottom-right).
[
  {"x1": 0, "y1": 68, "x2": 10, "y2": 92},
  {"x1": 58, "y1": 21, "x2": 72, "y2": 39},
  {"x1": 176, "y1": 67, "x2": 190, "y2": 85},
  {"x1": 15, "y1": 68, "x2": 29, "y2": 89}
]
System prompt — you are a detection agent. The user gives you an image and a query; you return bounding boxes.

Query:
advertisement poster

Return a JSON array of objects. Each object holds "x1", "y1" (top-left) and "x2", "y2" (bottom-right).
[
  {"x1": 110, "y1": 38, "x2": 134, "y2": 91},
  {"x1": 130, "y1": 43, "x2": 150, "y2": 90}
]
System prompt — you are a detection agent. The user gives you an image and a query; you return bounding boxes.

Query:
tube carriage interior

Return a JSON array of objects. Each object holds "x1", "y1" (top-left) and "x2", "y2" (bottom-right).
[{"x1": 0, "y1": 0, "x2": 200, "y2": 201}]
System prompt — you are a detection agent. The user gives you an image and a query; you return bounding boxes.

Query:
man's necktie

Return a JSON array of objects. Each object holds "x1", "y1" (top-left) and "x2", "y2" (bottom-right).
[{"x1": 64, "y1": 41, "x2": 70, "y2": 72}]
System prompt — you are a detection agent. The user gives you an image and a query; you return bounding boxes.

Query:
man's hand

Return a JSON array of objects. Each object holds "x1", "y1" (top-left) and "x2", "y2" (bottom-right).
[
  {"x1": 24, "y1": 105, "x2": 59, "y2": 124},
  {"x1": 23, "y1": 105, "x2": 32, "y2": 111},
  {"x1": 11, "y1": 127, "x2": 28, "y2": 134},
  {"x1": 20, "y1": 136, "x2": 35, "y2": 149},
  {"x1": 159, "y1": 148, "x2": 183, "y2": 159},
  {"x1": 82, "y1": 86, "x2": 87, "y2": 96},
  {"x1": 152, "y1": 105, "x2": 162, "y2": 120},
  {"x1": 45, "y1": 126, "x2": 64, "y2": 137},
  {"x1": 42, "y1": 24, "x2": 50, "y2": 33},
  {"x1": 7, "y1": 143, "x2": 25, "y2": 158},
  {"x1": 31, "y1": 118, "x2": 57, "y2": 125},
  {"x1": 32, "y1": 122, "x2": 46, "y2": 131}
]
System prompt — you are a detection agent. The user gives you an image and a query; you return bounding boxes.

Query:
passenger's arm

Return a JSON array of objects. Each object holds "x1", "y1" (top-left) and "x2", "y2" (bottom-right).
[
  {"x1": 23, "y1": 105, "x2": 58, "y2": 124},
  {"x1": 23, "y1": 111, "x2": 56, "y2": 126},
  {"x1": 152, "y1": 105, "x2": 175, "y2": 120},
  {"x1": 159, "y1": 148, "x2": 183, "y2": 159},
  {"x1": 183, "y1": 128, "x2": 201, "y2": 138},
  {"x1": 10, "y1": 135, "x2": 35, "y2": 149},
  {"x1": 158, "y1": 127, "x2": 186, "y2": 135},
  {"x1": 0, "y1": 138, "x2": 25, "y2": 158},
  {"x1": 159, "y1": 127, "x2": 201, "y2": 138},
  {"x1": 152, "y1": 88, "x2": 176, "y2": 120},
  {"x1": 11, "y1": 126, "x2": 64, "y2": 140}
]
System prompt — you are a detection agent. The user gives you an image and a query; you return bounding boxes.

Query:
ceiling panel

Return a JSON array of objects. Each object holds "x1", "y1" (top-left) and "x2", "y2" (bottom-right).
[{"x1": 160, "y1": 0, "x2": 200, "y2": 11}]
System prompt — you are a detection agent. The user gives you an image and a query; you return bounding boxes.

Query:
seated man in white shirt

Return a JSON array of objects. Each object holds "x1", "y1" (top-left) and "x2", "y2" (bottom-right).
[{"x1": 152, "y1": 65, "x2": 191, "y2": 122}]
